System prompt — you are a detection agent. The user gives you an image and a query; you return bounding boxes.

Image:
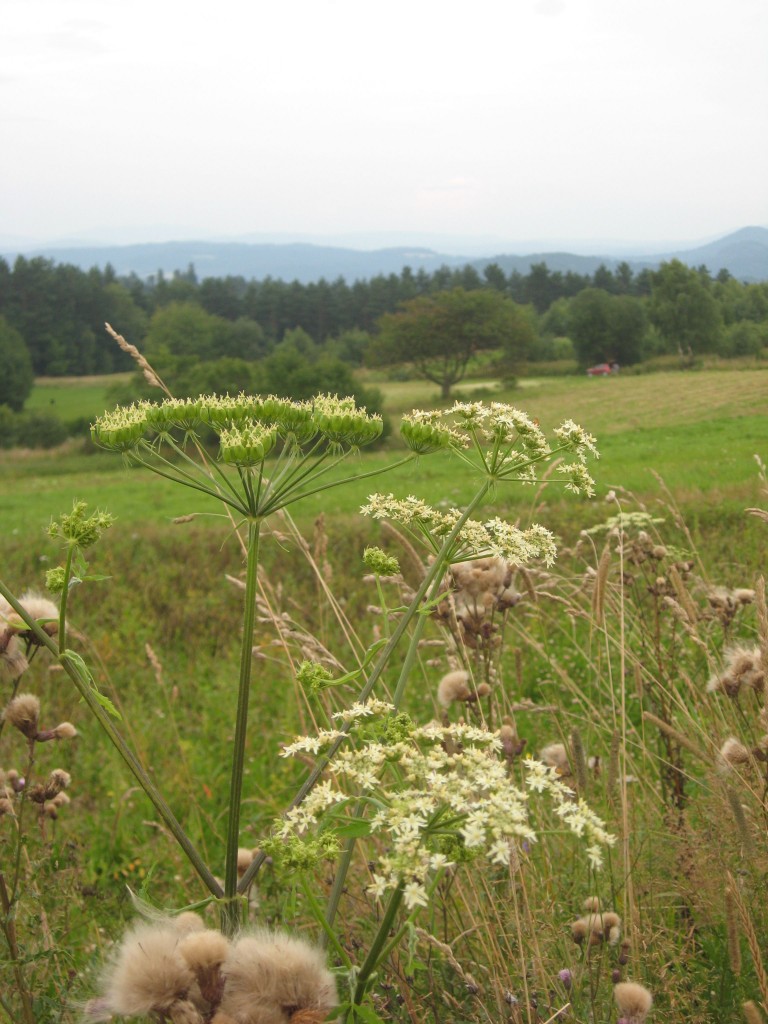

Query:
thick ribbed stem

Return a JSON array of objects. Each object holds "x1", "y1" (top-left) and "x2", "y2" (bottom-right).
[{"x1": 222, "y1": 517, "x2": 261, "y2": 935}]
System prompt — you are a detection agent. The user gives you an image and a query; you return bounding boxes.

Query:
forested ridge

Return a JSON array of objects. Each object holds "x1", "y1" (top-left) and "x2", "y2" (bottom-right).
[{"x1": 2, "y1": 254, "x2": 767, "y2": 381}]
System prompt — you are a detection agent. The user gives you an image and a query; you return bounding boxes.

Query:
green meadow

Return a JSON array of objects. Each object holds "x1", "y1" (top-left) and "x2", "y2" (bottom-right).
[
  {"x1": 2, "y1": 367, "x2": 768, "y2": 1023},
  {"x1": 4, "y1": 368, "x2": 767, "y2": 539}
]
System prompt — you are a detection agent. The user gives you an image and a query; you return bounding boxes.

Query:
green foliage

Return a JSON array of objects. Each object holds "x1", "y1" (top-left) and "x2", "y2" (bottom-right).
[
  {"x1": 721, "y1": 319, "x2": 768, "y2": 358},
  {"x1": 0, "y1": 405, "x2": 69, "y2": 448},
  {"x1": 2, "y1": 253, "x2": 767, "y2": 382},
  {"x1": 371, "y1": 288, "x2": 535, "y2": 398},
  {"x1": 568, "y1": 288, "x2": 648, "y2": 367},
  {"x1": 649, "y1": 259, "x2": 724, "y2": 353},
  {"x1": 0, "y1": 315, "x2": 34, "y2": 411}
]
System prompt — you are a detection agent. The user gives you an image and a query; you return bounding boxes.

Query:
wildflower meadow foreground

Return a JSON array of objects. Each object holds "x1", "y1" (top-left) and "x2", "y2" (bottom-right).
[{"x1": 1, "y1": 368, "x2": 767, "y2": 1023}]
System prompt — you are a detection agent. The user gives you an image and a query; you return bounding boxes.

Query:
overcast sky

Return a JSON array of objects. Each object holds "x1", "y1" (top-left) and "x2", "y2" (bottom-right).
[{"x1": 2, "y1": 0, "x2": 767, "y2": 251}]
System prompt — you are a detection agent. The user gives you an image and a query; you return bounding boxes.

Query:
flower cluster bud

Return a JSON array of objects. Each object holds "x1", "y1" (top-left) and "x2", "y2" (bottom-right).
[
  {"x1": 400, "y1": 412, "x2": 456, "y2": 454},
  {"x1": 91, "y1": 402, "x2": 150, "y2": 451},
  {"x1": 362, "y1": 546, "x2": 400, "y2": 577},
  {"x1": 314, "y1": 396, "x2": 382, "y2": 447},
  {"x1": 219, "y1": 424, "x2": 277, "y2": 467}
]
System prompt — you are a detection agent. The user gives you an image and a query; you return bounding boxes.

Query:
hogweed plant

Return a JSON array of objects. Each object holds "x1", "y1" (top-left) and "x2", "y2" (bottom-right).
[{"x1": 0, "y1": 391, "x2": 608, "y2": 1022}]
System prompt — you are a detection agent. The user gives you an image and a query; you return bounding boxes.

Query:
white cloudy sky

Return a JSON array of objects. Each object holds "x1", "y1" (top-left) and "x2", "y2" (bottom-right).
[{"x1": 2, "y1": 0, "x2": 767, "y2": 250}]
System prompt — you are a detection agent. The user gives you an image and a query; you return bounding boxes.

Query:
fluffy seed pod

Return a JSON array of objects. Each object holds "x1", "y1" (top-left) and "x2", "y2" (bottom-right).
[
  {"x1": 219, "y1": 931, "x2": 337, "y2": 1024},
  {"x1": 95, "y1": 921, "x2": 195, "y2": 1017},
  {"x1": 614, "y1": 980, "x2": 652, "y2": 1022},
  {"x1": 717, "y1": 737, "x2": 752, "y2": 771},
  {"x1": 3, "y1": 693, "x2": 40, "y2": 739},
  {"x1": 539, "y1": 742, "x2": 571, "y2": 776},
  {"x1": 237, "y1": 847, "x2": 255, "y2": 877},
  {"x1": 179, "y1": 928, "x2": 229, "y2": 1006},
  {"x1": 437, "y1": 670, "x2": 471, "y2": 707},
  {"x1": 0, "y1": 632, "x2": 29, "y2": 678}
]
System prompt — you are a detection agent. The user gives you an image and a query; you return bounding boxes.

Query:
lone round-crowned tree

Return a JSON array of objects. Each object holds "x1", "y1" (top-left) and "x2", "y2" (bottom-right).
[
  {"x1": 370, "y1": 287, "x2": 534, "y2": 399},
  {"x1": 0, "y1": 316, "x2": 34, "y2": 412}
]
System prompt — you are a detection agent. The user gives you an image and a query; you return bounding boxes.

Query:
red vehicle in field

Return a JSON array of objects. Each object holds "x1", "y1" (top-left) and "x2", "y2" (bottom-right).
[{"x1": 586, "y1": 362, "x2": 619, "y2": 376}]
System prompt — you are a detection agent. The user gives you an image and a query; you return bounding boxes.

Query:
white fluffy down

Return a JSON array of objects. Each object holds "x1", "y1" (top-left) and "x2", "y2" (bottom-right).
[{"x1": 219, "y1": 931, "x2": 338, "y2": 1024}]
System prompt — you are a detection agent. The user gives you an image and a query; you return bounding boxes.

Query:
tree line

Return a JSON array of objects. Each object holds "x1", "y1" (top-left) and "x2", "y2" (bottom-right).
[{"x1": 1, "y1": 253, "x2": 767, "y2": 414}]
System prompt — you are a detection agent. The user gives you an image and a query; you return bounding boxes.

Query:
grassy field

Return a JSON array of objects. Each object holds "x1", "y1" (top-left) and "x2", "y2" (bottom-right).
[
  {"x1": 5, "y1": 367, "x2": 767, "y2": 545},
  {"x1": 2, "y1": 368, "x2": 768, "y2": 1023},
  {"x1": 24, "y1": 373, "x2": 132, "y2": 423}
]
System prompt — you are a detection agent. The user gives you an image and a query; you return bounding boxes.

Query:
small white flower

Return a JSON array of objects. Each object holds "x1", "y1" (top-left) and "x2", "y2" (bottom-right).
[
  {"x1": 403, "y1": 881, "x2": 429, "y2": 909},
  {"x1": 489, "y1": 838, "x2": 513, "y2": 865},
  {"x1": 461, "y1": 819, "x2": 487, "y2": 848},
  {"x1": 367, "y1": 874, "x2": 390, "y2": 899}
]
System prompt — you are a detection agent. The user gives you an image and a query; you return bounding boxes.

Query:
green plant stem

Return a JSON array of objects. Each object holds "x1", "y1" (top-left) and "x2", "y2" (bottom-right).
[
  {"x1": 391, "y1": 600, "x2": 429, "y2": 710},
  {"x1": 57, "y1": 542, "x2": 75, "y2": 651},
  {"x1": 222, "y1": 517, "x2": 261, "y2": 936},
  {"x1": 322, "y1": 833, "x2": 358, "y2": 949},
  {"x1": 0, "y1": 581, "x2": 221, "y2": 898},
  {"x1": 0, "y1": 871, "x2": 36, "y2": 1024},
  {"x1": 348, "y1": 883, "x2": 404, "y2": 1016},
  {"x1": 300, "y1": 876, "x2": 352, "y2": 968}
]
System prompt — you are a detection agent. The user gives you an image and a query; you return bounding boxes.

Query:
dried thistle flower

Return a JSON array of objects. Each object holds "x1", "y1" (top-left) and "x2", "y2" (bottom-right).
[
  {"x1": 237, "y1": 847, "x2": 255, "y2": 877},
  {"x1": 0, "y1": 631, "x2": 29, "y2": 678},
  {"x1": 168, "y1": 912, "x2": 204, "y2": 935},
  {"x1": 499, "y1": 722, "x2": 525, "y2": 759},
  {"x1": 436, "y1": 670, "x2": 490, "y2": 707},
  {"x1": 179, "y1": 928, "x2": 230, "y2": 1007},
  {"x1": 90, "y1": 921, "x2": 195, "y2": 1019},
  {"x1": 540, "y1": 742, "x2": 571, "y2": 777},
  {"x1": 718, "y1": 737, "x2": 753, "y2": 772},
  {"x1": 572, "y1": 909, "x2": 621, "y2": 946},
  {"x1": 2, "y1": 693, "x2": 40, "y2": 739},
  {"x1": 52, "y1": 721, "x2": 77, "y2": 739},
  {"x1": 614, "y1": 980, "x2": 652, "y2": 1023},
  {"x1": 708, "y1": 645, "x2": 765, "y2": 697},
  {"x1": 219, "y1": 931, "x2": 337, "y2": 1024}
]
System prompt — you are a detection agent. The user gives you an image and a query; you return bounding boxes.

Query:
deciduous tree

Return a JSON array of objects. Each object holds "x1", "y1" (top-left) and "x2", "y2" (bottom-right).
[
  {"x1": 0, "y1": 316, "x2": 34, "y2": 412},
  {"x1": 370, "y1": 288, "x2": 534, "y2": 399}
]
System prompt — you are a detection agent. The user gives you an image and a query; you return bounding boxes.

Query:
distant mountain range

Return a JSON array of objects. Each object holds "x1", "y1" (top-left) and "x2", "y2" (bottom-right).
[{"x1": 3, "y1": 226, "x2": 767, "y2": 284}]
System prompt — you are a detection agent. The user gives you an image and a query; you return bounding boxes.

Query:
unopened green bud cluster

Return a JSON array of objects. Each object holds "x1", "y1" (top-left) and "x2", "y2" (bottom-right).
[
  {"x1": 48, "y1": 501, "x2": 115, "y2": 549},
  {"x1": 296, "y1": 660, "x2": 335, "y2": 695},
  {"x1": 91, "y1": 392, "x2": 383, "y2": 466},
  {"x1": 362, "y1": 546, "x2": 400, "y2": 577}
]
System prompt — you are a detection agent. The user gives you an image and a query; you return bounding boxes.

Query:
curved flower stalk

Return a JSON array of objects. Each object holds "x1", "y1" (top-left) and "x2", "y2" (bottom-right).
[{"x1": 270, "y1": 704, "x2": 615, "y2": 1018}]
